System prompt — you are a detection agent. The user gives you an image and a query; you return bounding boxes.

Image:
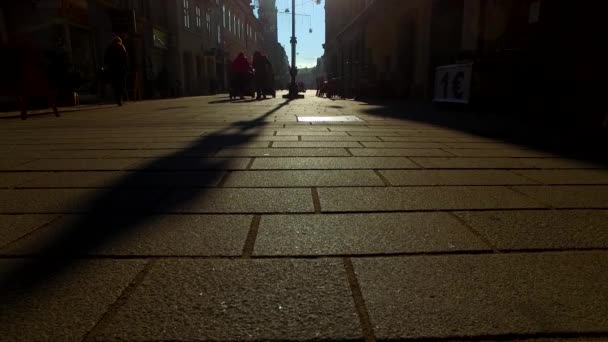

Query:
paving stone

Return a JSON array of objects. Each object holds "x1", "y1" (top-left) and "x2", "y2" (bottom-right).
[
  {"x1": 11, "y1": 159, "x2": 142, "y2": 171},
  {"x1": 0, "y1": 214, "x2": 57, "y2": 248},
  {"x1": 353, "y1": 252, "x2": 608, "y2": 339},
  {"x1": 133, "y1": 157, "x2": 251, "y2": 170},
  {"x1": 380, "y1": 170, "x2": 536, "y2": 185},
  {"x1": 0, "y1": 159, "x2": 36, "y2": 170},
  {"x1": 514, "y1": 169, "x2": 608, "y2": 184},
  {"x1": 159, "y1": 188, "x2": 314, "y2": 213},
  {"x1": 346, "y1": 131, "x2": 402, "y2": 136},
  {"x1": 0, "y1": 189, "x2": 163, "y2": 213},
  {"x1": 254, "y1": 213, "x2": 489, "y2": 256},
  {"x1": 275, "y1": 131, "x2": 347, "y2": 136},
  {"x1": 444, "y1": 148, "x2": 556, "y2": 158},
  {"x1": 512, "y1": 185, "x2": 608, "y2": 208},
  {"x1": 5, "y1": 215, "x2": 251, "y2": 256},
  {"x1": 362, "y1": 142, "x2": 447, "y2": 148},
  {"x1": 455, "y1": 210, "x2": 608, "y2": 250},
  {"x1": 379, "y1": 136, "x2": 462, "y2": 142},
  {"x1": 300, "y1": 135, "x2": 380, "y2": 142},
  {"x1": 106, "y1": 149, "x2": 215, "y2": 158},
  {"x1": 443, "y1": 142, "x2": 521, "y2": 149},
  {"x1": 272, "y1": 141, "x2": 363, "y2": 148},
  {"x1": 349, "y1": 148, "x2": 452, "y2": 157},
  {"x1": 224, "y1": 170, "x2": 383, "y2": 187},
  {"x1": 0, "y1": 172, "x2": 47, "y2": 188},
  {"x1": 17, "y1": 171, "x2": 224, "y2": 188},
  {"x1": 0, "y1": 259, "x2": 145, "y2": 342},
  {"x1": 411, "y1": 157, "x2": 546, "y2": 169},
  {"x1": 252, "y1": 157, "x2": 420, "y2": 170},
  {"x1": 318, "y1": 186, "x2": 544, "y2": 212},
  {"x1": 0, "y1": 150, "x2": 116, "y2": 159},
  {"x1": 90, "y1": 259, "x2": 361, "y2": 341},
  {"x1": 216, "y1": 147, "x2": 349, "y2": 157}
]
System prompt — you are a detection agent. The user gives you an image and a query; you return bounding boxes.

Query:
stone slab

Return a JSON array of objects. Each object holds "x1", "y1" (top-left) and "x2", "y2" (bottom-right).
[
  {"x1": 223, "y1": 170, "x2": 384, "y2": 187},
  {"x1": 353, "y1": 252, "x2": 608, "y2": 339},
  {"x1": 362, "y1": 142, "x2": 447, "y2": 148},
  {"x1": 512, "y1": 185, "x2": 608, "y2": 208},
  {"x1": 300, "y1": 136, "x2": 380, "y2": 142},
  {"x1": 411, "y1": 157, "x2": 599, "y2": 169},
  {"x1": 90, "y1": 259, "x2": 361, "y2": 341},
  {"x1": 254, "y1": 213, "x2": 489, "y2": 256},
  {"x1": 159, "y1": 188, "x2": 314, "y2": 213},
  {"x1": 133, "y1": 157, "x2": 251, "y2": 170},
  {"x1": 5, "y1": 215, "x2": 252, "y2": 256},
  {"x1": 18, "y1": 171, "x2": 224, "y2": 188},
  {"x1": 0, "y1": 172, "x2": 47, "y2": 188},
  {"x1": 0, "y1": 150, "x2": 116, "y2": 159},
  {"x1": 11, "y1": 159, "x2": 142, "y2": 171},
  {"x1": 380, "y1": 170, "x2": 536, "y2": 185},
  {"x1": 514, "y1": 170, "x2": 608, "y2": 184},
  {"x1": 345, "y1": 131, "x2": 402, "y2": 136},
  {"x1": 272, "y1": 141, "x2": 363, "y2": 148},
  {"x1": 349, "y1": 148, "x2": 452, "y2": 157},
  {"x1": 455, "y1": 210, "x2": 608, "y2": 250},
  {"x1": 0, "y1": 259, "x2": 145, "y2": 342},
  {"x1": 0, "y1": 214, "x2": 57, "y2": 248},
  {"x1": 106, "y1": 149, "x2": 215, "y2": 158},
  {"x1": 444, "y1": 148, "x2": 556, "y2": 158},
  {"x1": 0, "y1": 159, "x2": 36, "y2": 170},
  {"x1": 251, "y1": 157, "x2": 420, "y2": 170},
  {"x1": 215, "y1": 148, "x2": 349, "y2": 157},
  {"x1": 318, "y1": 186, "x2": 544, "y2": 212},
  {"x1": 0, "y1": 189, "x2": 163, "y2": 213},
  {"x1": 379, "y1": 136, "x2": 462, "y2": 143},
  {"x1": 275, "y1": 131, "x2": 348, "y2": 136}
]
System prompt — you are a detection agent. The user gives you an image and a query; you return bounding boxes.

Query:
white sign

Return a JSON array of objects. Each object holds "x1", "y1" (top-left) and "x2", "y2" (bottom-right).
[{"x1": 433, "y1": 63, "x2": 473, "y2": 104}]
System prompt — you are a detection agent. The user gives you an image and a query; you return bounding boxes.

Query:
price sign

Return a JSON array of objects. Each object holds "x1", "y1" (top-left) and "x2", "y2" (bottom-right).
[{"x1": 433, "y1": 63, "x2": 473, "y2": 104}]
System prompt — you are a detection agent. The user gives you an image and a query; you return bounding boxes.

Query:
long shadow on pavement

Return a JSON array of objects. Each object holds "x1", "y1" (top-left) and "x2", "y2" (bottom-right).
[
  {"x1": 358, "y1": 100, "x2": 608, "y2": 166},
  {"x1": 0, "y1": 99, "x2": 291, "y2": 297}
]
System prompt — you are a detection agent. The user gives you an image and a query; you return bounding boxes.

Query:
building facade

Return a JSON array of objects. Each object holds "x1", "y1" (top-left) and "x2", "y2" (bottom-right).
[
  {"x1": 1, "y1": 0, "x2": 272, "y2": 103},
  {"x1": 324, "y1": 0, "x2": 608, "y2": 124}
]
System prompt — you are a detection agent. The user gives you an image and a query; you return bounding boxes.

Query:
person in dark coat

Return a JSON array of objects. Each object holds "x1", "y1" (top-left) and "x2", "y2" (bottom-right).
[
  {"x1": 231, "y1": 52, "x2": 251, "y2": 99},
  {"x1": 104, "y1": 37, "x2": 128, "y2": 106},
  {"x1": 252, "y1": 51, "x2": 273, "y2": 99}
]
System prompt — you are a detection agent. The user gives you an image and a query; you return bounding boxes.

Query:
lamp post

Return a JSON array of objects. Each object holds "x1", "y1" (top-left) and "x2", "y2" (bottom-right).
[{"x1": 283, "y1": 0, "x2": 304, "y2": 99}]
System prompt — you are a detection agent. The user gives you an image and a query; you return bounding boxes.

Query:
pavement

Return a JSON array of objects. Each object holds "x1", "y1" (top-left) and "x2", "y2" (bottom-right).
[{"x1": 1, "y1": 90, "x2": 607, "y2": 341}]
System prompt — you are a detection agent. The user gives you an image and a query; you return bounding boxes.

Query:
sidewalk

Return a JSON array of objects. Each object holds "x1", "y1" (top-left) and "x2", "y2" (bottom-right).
[{"x1": 1, "y1": 91, "x2": 607, "y2": 341}]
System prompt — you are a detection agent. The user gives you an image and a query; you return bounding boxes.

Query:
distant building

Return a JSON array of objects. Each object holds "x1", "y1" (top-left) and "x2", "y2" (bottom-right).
[{"x1": 258, "y1": 0, "x2": 289, "y2": 88}]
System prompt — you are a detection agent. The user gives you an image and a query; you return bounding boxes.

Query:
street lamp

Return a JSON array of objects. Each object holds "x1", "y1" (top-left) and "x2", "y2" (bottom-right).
[{"x1": 283, "y1": 0, "x2": 304, "y2": 99}]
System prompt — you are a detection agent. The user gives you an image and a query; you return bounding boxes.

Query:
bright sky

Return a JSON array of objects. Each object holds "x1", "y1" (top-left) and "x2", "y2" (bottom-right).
[{"x1": 275, "y1": 0, "x2": 325, "y2": 68}]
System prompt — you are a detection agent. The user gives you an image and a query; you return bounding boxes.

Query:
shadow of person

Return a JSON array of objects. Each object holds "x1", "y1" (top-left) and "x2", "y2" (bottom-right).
[{"x1": 0, "y1": 100, "x2": 291, "y2": 295}]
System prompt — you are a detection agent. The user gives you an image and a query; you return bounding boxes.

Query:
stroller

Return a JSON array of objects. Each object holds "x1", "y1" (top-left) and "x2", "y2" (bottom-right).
[{"x1": 229, "y1": 70, "x2": 255, "y2": 100}]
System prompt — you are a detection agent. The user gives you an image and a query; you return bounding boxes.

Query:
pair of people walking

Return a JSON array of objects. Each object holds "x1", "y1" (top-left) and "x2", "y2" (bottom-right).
[{"x1": 230, "y1": 51, "x2": 274, "y2": 100}]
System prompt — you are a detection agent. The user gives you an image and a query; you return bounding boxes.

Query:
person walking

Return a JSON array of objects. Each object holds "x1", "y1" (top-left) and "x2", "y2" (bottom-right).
[
  {"x1": 252, "y1": 51, "x2": 274, "y2": 99},
  {"x1": 231, "y1": 52, "x2": 251, "y2": 99},
  {"x1": 104, "y1": 36, "x2": 128, "y2": 106}
]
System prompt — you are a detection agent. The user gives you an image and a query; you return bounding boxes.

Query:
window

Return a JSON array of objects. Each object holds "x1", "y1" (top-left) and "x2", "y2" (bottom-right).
[
  {"x1": 228, "y1": 9, "x2": 231, "y2": 32},
  {"x1": 217, "y1": 25, "x2": 221, "y2": 44},
  {"x1": 183, "y1": 0, "x2": 190, "y2": 28},
  {"x1": 237, "y1": 18, "x2": 240, "y2": 38},
  {"x1": 222, "y1": 5, "x2": 226, "y2": 28},
  {"x1": 195, "y1": 5, "x2": 201, "y2": 29},
  {"x1": 206, "y1": 13, "x2": 211, "y2": 38}
]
